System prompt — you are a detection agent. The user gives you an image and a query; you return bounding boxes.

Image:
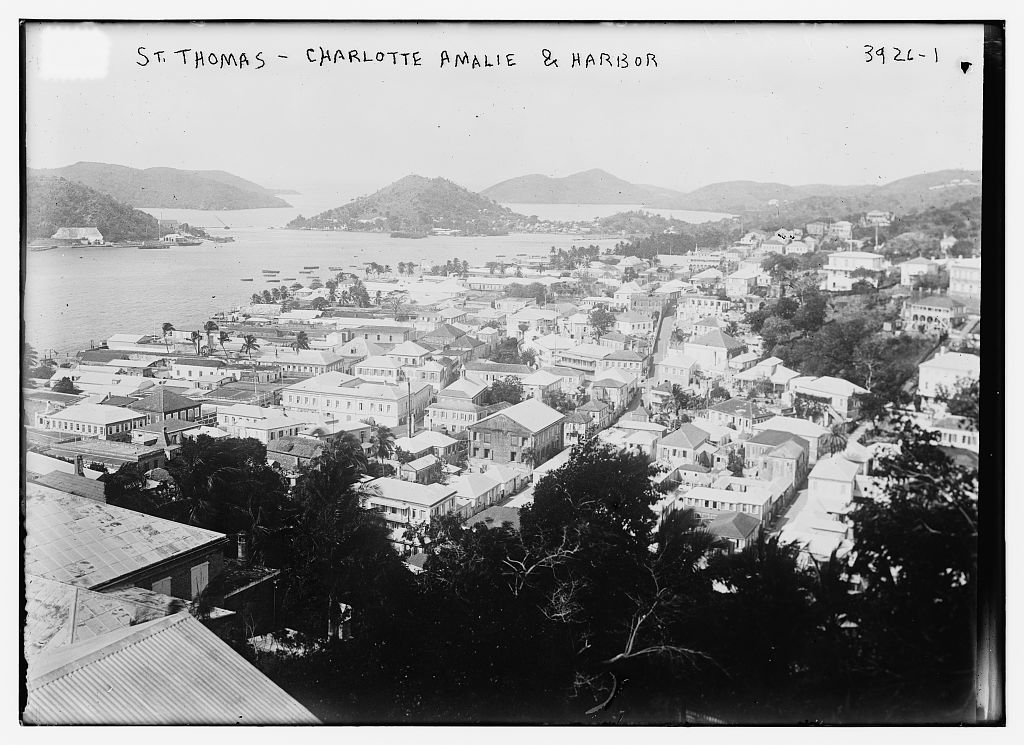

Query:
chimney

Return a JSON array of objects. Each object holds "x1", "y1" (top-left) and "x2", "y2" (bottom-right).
[
  {"x1": 74, "y1": 455, "x2": 85, "y2": 477},
  {"x1": 237, "y1": 533, "x2": 250, "y2": 565},
  {"x1": 162, "y1": 425, "x2": 171, "y2": 447}
]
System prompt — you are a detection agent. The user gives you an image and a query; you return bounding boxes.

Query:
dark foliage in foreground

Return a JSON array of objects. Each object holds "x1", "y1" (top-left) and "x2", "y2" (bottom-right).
[{"x1": 241, "y1": 421, "x2": 978, "y2": 723}]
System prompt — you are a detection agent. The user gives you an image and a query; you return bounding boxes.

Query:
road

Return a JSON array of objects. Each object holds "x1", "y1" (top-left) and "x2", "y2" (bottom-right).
[{"x1": 653, "y1": 302, "x2": 677, "y2": 364}]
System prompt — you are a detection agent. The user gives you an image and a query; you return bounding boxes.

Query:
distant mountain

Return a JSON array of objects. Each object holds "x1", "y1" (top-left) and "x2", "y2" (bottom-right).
[
  {"x1": 483, "y1": 167, "x2": 982, "y2": 216},
  {"x1": 25, "y1": 175, "x2": 159, "y2": 242},
  {"x1": 29, "y1": 162, "x2": 292, "y2": 210},
  {"x1": 288, "y1": 175, "x2": 521, "y2": 235},
  {"x1": 482, "y1": 168, "x2": 689, "y2": 206}
]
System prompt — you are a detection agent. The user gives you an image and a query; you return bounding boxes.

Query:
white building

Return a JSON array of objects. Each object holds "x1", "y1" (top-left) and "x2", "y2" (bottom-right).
[
  {"x1": 216, "y1": 404, "x2": 314, "y2": 444},
  {"x1": 40, "y1": 403, "x2": 149, "y2": 441},
  {"x1": 281, "y1": 371, "x2": 432, "y2": 429},
  {"x1": 948, "y1": 257, "x2": 981, "y2": 298},
  {"x1": 359, "y1": 477, "x2": 459, "y2": 553},
  {"x1": 823, "y1": 252, "x2": 885, "y2": 291},
  {"x1": 917, "y1": 351, "x2": 980, "y2": 401},
  {"x1": 899, "y1": 256, "x2": 939, "y2": 287}
]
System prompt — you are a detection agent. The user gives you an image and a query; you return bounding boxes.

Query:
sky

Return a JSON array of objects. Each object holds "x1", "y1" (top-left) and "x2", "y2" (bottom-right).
[{"x1": 24, "y1": 22, "x2": 985, "y2": 200}]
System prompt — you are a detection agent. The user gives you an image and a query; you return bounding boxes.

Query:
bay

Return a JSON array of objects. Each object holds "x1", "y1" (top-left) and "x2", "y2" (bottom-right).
[
  {"x1": 501, "y1": 203, "x2": 734, "y2": 223},
  {"x1": 24, "y1": 225, "x2": 620, "y2": 355}
]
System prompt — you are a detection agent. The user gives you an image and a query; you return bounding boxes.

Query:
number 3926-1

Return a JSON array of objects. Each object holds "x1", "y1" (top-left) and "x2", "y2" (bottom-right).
[{"x1": 864, "y1": 46, "x2": 939, "y2": 64}]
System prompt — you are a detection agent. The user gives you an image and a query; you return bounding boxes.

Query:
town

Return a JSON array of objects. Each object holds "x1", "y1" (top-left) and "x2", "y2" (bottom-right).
[{"x1": 21, "y1": 206, "x2": 982, "y2": 723}]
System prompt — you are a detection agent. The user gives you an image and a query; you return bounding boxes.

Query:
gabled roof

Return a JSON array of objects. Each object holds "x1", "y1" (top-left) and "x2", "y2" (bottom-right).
[
  {"x1": 388, "y1": 340, "x2": 432, "y2": 357},
  {"x1": 361, "y1": 477, "x2": 456, "y2": 507},
  {"x1": 809, "y1": 454, "x2": 861, "y2": 483},
  {"x1": 403, "y1": 454, "x2": 441, "y2": 471},
  {"x1": 659, "y1": 423, "x2": 711, "y2": 450},
  {"x1": 710, "y1": 397, "x2": 770, "y2": 419},
  {"x1": 792, "y1": 376, "x2": 868, "y2": 398},
  {"x1": 472, "y1": 398, "x2": 564, "y2": 434},
  {"x1": 906, "y1": 295, "x2": 965, "y2": 309},
  {"x1": 577, "y1": 399, "x2": 610, "y2": 413},
  {"x1": 25, "y1": 491, "x2": 226, "y2": 589},
  {"x1": 28, "y1": 472, "x2": 107, "y2": 503},
  {"x1": 615, "y1": 281, "x2": 644, "y2": 294},
  {"x1": 688, "y1": 329, "x2": 744, "y2": 351},
  {"x1": 605, "y1": 349, "x2": 643, "y2": 361},
  {"x1": 438, "y1": 376, "x2": 487, "y2": 398},
  {"x1": 354, "y1": 355, "x2": 402, "y2": 369},
  {"x1": 757, "y1": 416, "x2": 831, "y2": 439},
  {"x1": 694, "y1": 316, "x2": 724, "y2": 328},
  {"x1": 563, "y1": 411, "x2": 592, "y2": 425},
  {"x1": 47, "y1": 403, "x2": 146, "y2": 425},
  {"x1": 127, "y1": 388, "x2": 199, "y2": 414},
  {"x1": 919, "y1": 351, "x2": 980, "y2": 373},
  {"x1": 522, "y1": 369, "x2": 562, "y2": 386},
  {"x1": 422, "y1": 322, "x2": 466, "y2": 340},
  {"x1": 592, "y1": 377, "x2": 628, "y2": 389},
  {"x1": 24, "y1": 575, "x2": 186, "y2": 669},
  {"x1": 767, "y1": 440, "x2": 809, "y2": 460},
  {"x1": 451, "y1": 472, "x2": 502, "y2": 500},
  {"x1": 173, "y1": 357, "x2": 226, "y2": 368},
  {"x1": 24, "y1": 612, "x2": 318, "y2": 724},
  {"x1": 427, "y1": 398, "x2": 486, "y2": 413},
  {"x1": 749, "y1": 429, "x2": 808, "y2": 449},
  {"x1": 600, "y1": 331, "x2": 628, "y2": 342},
  {"x1": 706, "y1": 511, "x2": 761, "y2": 541}
]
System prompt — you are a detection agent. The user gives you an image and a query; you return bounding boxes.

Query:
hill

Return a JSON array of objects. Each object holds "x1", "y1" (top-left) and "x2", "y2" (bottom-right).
[
  {"x1": 288, "y1": 175, "x2": 521, "y2": 235},
  {"x1": 482, "y1": 168, "x2": 689, "y2": 206},
  {"x1": 25, "y1": 175, "x2": 160, "y2": 242},
  {"x1": 483, "y1": 168, "x2": 982, "y2": 216},
  {"x1": 30, "y1": 162, "x2": 292, "y2": 210}
]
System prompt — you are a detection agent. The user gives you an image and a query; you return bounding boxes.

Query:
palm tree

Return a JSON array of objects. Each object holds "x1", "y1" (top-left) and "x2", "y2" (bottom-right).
[
  {"x1": 161, "y1": 322, "x2": 175, "y2": 353},
  {"x1": 203, "y1": 321, "x2": 219, "y2": 357},
  {"x1": 291, "y1": 331, "x2": 310, "y2": 353},
  {"x1": 189, "y1": 330, "x2": 203, "y2": 356},
  {"x1": 823, "y1": 424, "x2": 849, "y2": 456},
  {"x1": 218, "y1": 331, "x2": 231, "y2": 358},
  {"x1": 369, "y1": 424, "x2": 396, "y2": 467},
  {"x1": 240, "y1": 334, "x2": 260, "y2": 362}
]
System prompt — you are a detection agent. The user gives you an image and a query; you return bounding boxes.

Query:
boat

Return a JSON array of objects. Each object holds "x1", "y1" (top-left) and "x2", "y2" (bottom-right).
[
  {"x1": 303, "y1": 265, "x2": 319, "y2": 269},
  {"x1": 329, "y1": 266, "x2": 344, "y2": 271},
  {"x1": 282, "y1": 277, "x2": 297, "y2": 281},
  {"x1": 267, "y1": 279, "x2": 281, "y2": 283},
  {"x1": 241, "y1": 278, "x2": 254, "y2": 282},
  {"x1": 139, "y1": 241, "x2": 170, "y2": 250}
]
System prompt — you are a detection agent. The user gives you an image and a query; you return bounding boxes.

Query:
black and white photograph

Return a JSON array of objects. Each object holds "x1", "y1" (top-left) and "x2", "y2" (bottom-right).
[{"x1": 17, "y1": 13, "x2": 1003, "y2": 726}]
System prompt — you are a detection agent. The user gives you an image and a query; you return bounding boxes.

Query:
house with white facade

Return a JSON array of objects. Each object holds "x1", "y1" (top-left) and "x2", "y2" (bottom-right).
[
  {"x1": 917, "y1": 351, "x2": 980, "y2": 402},
  {"x1": 822, "y1": 251, "x2": 885, "y2": 291}
]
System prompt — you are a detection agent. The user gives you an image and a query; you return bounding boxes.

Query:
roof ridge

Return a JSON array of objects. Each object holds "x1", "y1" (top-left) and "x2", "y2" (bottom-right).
[{"x1": 29, "y1": 612, "x2": 190, "y2": 689}]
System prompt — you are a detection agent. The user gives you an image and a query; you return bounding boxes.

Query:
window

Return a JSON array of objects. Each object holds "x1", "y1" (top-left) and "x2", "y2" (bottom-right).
[{"x1": 190, "y1": 562, "x2": 210, "y2": 598}]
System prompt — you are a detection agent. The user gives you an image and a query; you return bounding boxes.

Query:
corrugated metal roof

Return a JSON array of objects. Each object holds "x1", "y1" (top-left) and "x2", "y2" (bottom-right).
[
  {"x1": 25, "y1": 491, "x2": 226, "y2": 589},
  {"x1": 24, "y1": 612, "x2": 319, "y2": 724},
  {"x1": 24, "y1": 575, "x2": 188, "y2": 672}
]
